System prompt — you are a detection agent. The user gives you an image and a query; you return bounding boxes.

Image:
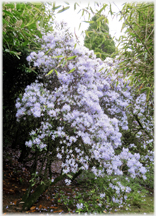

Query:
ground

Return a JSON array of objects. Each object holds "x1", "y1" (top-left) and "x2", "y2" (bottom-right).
[{"x1": 3, "y1": 146, "x2": 154, "y2": 214}]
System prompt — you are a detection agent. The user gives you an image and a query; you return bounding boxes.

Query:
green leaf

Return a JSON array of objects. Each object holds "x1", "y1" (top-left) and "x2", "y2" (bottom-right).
[
  {"x1": 140, "y1": 87, "x2": 150, "y2": 93},
  {"x1": 66, "y1": 55, "x2": 77, "y2": 60},
  {"x1": 146, "y1": 88, "x2": 150, "y2": 101},
  {"x1": 109, "y1": 3, "x2": 113, "y2": 15},
  {"x1": 68, "y1": 68, "x2": 76, "y2": 74},
  {"x1": 31, "y1": 2, "x2": 42, "y2": 6},
  {"x1": 82, "y1": 9, "x2": 84, "y2": 17},
  {"x1": 45, "y1": 69, "x2": 54, "y2": 76},
  {"x1": 90, "y1": 6, "x2": 94, "y2": 14},
  {"x1": 77, "y1": 9, "x2": 81, "y2": 14},
  {"x1": 3, "y1": 3, "x2": 15, "y2": 9},
  {"x1": 74, "y1": 3, "x2": 76, "y2": 10},
  {"x1": 96, "y1": 16, "x2": 105, "y2": 22},
  {"x1": 3, "y1": 10, "x2": 13, "y2": 17},
  {"x1": 83, "y1": 21, "x2": 94, "y2": 24},
  {"x1": 57, "y1": 6, "x2": 70, "y2": 13},
  {"x1": 98, "y1": 4, "x2": 108, "y2": 14},
  {"x1": 53, "y1": 5, "x2": 61, "y2": 10},
  {"x1": 3, "y1": 18, "x2": 9, "y2": 25},
  {"x1": 45, "y1": 48, "x2": 52, "y2": 55},
  {"x1": 25, "y1": 20, "x2": 36, "y2": 27},
  {"x1": 99, "y1": 67, "x2": 104, "y2": 72},
  {"x1": 144, "y1": 52, "x2": 148, "y2": 61},
  {"x1": 56, "y1": 58, "x2": 65, "y2": 68},
  {"x1": 78, "y1": 22, "x2": 81, "y2": 30},
  {"x1": 41, "y1": 181, "x2": 45, "y2": 185},
  {"x1": 51, "y1": 55, "x2": 64, "y2": 59},
  {"x1": 66, "y1": 174, "x2": 73, "y2": 179},
  {"x1": 64, "y1": 2, "x2": 69, "y2": 5},
  {"x1": 62, "y1": 60, "x2": 67, "y2": 67},
  {"x1": 4, "y1": 49, "x2": 21, "y2": 59},
  {"x1": 54, "y1": 69, "x2": 58, "y2": 76},
  {"x1": 94, "y1": 52, "x2": 101, "y2": 58}
]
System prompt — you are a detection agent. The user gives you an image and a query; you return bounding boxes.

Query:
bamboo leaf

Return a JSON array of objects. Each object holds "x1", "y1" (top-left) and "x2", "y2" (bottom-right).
[
  {"x1": 66, "y1": 56, "x2": 77, "y2": 60},
  {"x1": 25, "y1": 20, "x2": 36, "y2": 27},
  {"x1": 74, "y1": 3, "x2": 77, "y2": 10},
  {"x1": 83, "y1": 20, "x2": 94, "y2": 24},
  {"x1": 45, "y1": 69, "x2": 54, "y2": 76},
  {"x1": 53, "y1": 5, "x2": 61, "y2": 10},
  {"x1": 31, "y1": 3, "x2": 42, "y2": 6},
  {"x1": 45, "y1": 48, "x2": 52, "y2": 55},
  {"x1": 54, "y1": 69, "x2": 58, "y2": 76},
  {"x1": 52, "y1": 2, "x2": 55, "y2": 10},
  {"x1": 66, "y1": 174, "x2": 73, "y2": 179},
  {"x1": 82, "y1": 9, "x2": 84, "y2": 16},
  {"x1": 68, "y1": 68, "x2": 76, "y2": 74},
  {"x1": 56, "y1": 58, "x2": 65, "y2": 68},
  {"x1": 96, "y1": 16, "x2": 105, "y2": 22},
  {"x1": 140, "y1": 87, "x2": 150, "y2": 93},
  {"x1": 90, "y1": 7, "x2": 94, "y2": 14},
  {"x1": 3, "y1": 18, "x2": 9, "y2": 25},
  {"x1": 51, "y1": 55, "x2": 64, "y2": 59},
  {"x1": 77, "y1": 9, "x2": 81, "y2": 14},
  {"x1": 62, "y1": 60, "x2": 67, "y2": 67},
  {"x1": 78, "y1": 22, "x2": 81, "y2": 30},
  {"x1": 57, "y1": 6, "x2": 70, "y2": 13},
  {"x1": 109, "y1": 4, "x2": 113, "y2": 15},
  {"x1": 97, "y1": 4, "x2": 108, "y2": 14},
  {"x1": 64, "y1": 2, "x2": 69, "y2": 5},
  {"x1": 3, "y1": 10, "x2": 13, "y2": 17},
  {"x1": 3, "y1": 3, "x2": 15, "y2": 9},
  {"x1": 99, "y1": 67, "x2": 104, "y2": 72}
]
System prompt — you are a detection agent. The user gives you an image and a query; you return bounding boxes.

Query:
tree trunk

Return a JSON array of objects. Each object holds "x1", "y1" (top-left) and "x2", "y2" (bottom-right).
[
  {"x1": 22, "y1": 169, "x2": 83, "y2": 210},
  {"x1": 22, "y1": 174, "x2": 67, "y2": 211}
]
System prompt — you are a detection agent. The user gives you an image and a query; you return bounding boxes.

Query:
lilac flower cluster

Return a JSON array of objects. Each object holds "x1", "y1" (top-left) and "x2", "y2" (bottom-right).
[{"x1": 15, "y1": 25, "x2": 153, "y2": 199}]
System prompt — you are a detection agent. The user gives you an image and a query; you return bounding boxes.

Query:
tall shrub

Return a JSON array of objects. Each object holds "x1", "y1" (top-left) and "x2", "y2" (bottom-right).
[{"x1": 15, "y1": 25, "x2": 153, "y2": 210}]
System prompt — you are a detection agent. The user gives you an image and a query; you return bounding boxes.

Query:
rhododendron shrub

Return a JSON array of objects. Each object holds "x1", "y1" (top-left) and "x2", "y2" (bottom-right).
[
  {"x1": 15, "y1": 26, "x2": 153, "y2": 209},
  {"x1": 100, "y1": 57, "x2": 154, "y2": 185}
]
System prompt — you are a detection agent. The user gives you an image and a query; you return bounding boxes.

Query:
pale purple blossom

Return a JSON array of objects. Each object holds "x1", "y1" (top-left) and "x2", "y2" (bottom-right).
[
  {"x1": 25, "y1": 140, "x2": 32, "y2": 148},
  {"x1": 76, "y1": 203, "x2": 83, "y2": 209},
  {"x1": 14, "y1": 25, "x2": 153, "y2": 209},
  {"x1": 100, "y1": 193, "x2": 105, "y2": 198}
]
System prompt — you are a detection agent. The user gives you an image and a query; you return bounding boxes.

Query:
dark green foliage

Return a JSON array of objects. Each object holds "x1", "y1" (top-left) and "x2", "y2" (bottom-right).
[
  {"x1": 3, "y1": 2, "x2": 54, "y2": 58},
  {"x1": 3, "y1": 50, "x2": 37, "y2": 147},
  {"x1": 3, "y1": 2, "x2": 53, "y2": 149},
  {"x1": 117, "y1": 2, "x2": 154, "y2": 101},
  {"x1": 84, "y1": 14, "x2": 116, "y2": 60}
]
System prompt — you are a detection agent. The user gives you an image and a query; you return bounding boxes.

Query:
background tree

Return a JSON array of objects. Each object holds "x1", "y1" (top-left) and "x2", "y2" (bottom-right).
[
  {"x1": 84, "y1": 14, "x2": 116, "y2": 60},
  {"x1": 116, "y1": 2, "x2": 154, "y2": 102}
]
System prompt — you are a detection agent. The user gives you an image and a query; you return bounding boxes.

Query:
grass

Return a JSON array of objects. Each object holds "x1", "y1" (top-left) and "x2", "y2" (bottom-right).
[
  {"x1": 50, "y1": 183, "x2": 154, "y2": 214},
  {"x1": 110, "y1": 192, "x2": 154, "y2": 214},
  {"x1": 52, "y1": 170, "x2": 154, "y2": 214}
]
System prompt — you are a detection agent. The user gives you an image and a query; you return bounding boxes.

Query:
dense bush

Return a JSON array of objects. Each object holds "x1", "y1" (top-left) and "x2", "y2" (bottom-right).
[{"x1": 15, "y1": 25, "x2": 153, "y2": 211}]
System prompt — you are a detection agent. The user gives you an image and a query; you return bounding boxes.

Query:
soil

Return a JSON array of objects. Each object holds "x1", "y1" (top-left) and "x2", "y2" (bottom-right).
[{"x1": 3, "y1": 146, "x2": 78, "y2": 214}]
